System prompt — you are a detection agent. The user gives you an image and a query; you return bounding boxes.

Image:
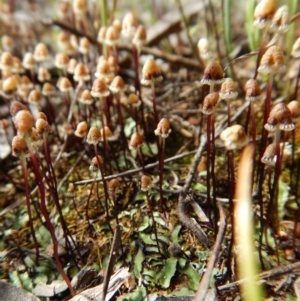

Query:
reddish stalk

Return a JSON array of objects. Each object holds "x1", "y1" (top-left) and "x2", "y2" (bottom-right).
[
  {"x1": 225, "y1": 148, "x2": 235, "y2": 278},
  {"x1": 256, "y1": 75, "x2": 273, "y2": 264},
  {"x1": 210, "y1": 113, "x2": 218, "y2": 232},
  {"x1": 26, "y1": 140, "x2": 74, "y2": 296},
  {"x1": 44, "y1": 96, "x2": 61, "y2": 141},
  {"x1": 20, "y1": 154, "x2": 39, "y2": 265},
  {"x1": 115, "y1": 92, "x2": 128, "y2": 153},
  {"x1": 158, "y1": 137, "x2": 166, "y2": 212},
  {"x1": 251, "y1": 43, "x2": 270, "y2": 249},
  {"x1": 206, "y1": 114, "x2": 212, "y2": 223},
  {"x1": 94, "y1": 145, "x2": 112, "y2": 233},
  {"x1": 110, "y1": 187, "x2": 119, "y2": 225},
  {"x1": 245, "y1": 102, "x2": 257, "y2": 187},
  {"x1": 99, "y1": 95, "x2": 115, "y2": 173},
  {"x1": 41, "y1": 133, "x2": 79, "y2": 256}
]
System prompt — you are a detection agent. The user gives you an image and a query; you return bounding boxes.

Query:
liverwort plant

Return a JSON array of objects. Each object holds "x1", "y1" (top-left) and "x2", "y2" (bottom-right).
[{"x1": 12, "y1": 108, "x2": 75, "y2": 295}]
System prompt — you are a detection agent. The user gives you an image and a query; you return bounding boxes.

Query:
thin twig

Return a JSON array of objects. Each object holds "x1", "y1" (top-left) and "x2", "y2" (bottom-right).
[
  {"x1": 218, "y1": 260, "x2": 300, "y2": 293},
  {"x1": 44, "y1": 20, "x2": 200, "y2": 69},
  {"x1": 194, "y1": 203, "x2": 228, "y2": 301},
  {"x1": 177, "y1": 194, "x2": 211, "y2": 248},
  {"x1": 102, "y1": 225, "x2": 122, "y2": 301}
]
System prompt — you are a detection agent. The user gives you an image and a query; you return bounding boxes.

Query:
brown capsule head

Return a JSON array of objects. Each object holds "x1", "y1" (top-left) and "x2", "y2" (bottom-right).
[
  {"x1": 201, "y1": 61, "x2": 224, "y2": 85},
  {"x1": 201, "y1": 92, "x2": 220, "y2": 115},
  {"x1": 258, "y1": 45, "x2": 285, "y2": 75},
  {"x1": 2, "y1": 35, "x2": 14, "y2": 51},
  {"x1": 264, "y1": 116, "x2": 278, "y2": 131},
  {"x1": 42, "y1": 83, "x2": 56, "y2": 96},
  {"x1": 12, "y1": 135, "x2": 28, "y2": 157},
  {"x1": 89, "y1": 155, "x2": 103, "y2": 172},
  {"x1": 108, "y1": 178, "x2": 120, "y2": 193},
  {"x1": 105, "y1": 26, "x2": 119, "y2": 46},
  {"x1": 254, "y1": 0, "x2": 276, "y2": 28},
  {"x1": 2, "y1": 70, "x2": 11, "y2": 80},
  {"x1": 22, "y1": 52, "x2": 35, "y2": 70},
  {"x1": 57, "y1": 77, "x2": 72, "y2": 92},
  {"x1": 134, "y1": 25, "x2": 147, "y2": 42},
  {"x1": 55, "y1": 53, "x2": 69, "y2": 70},
  {"x1": 34, "y1": 43, "x2": 49, "y2": 62},
  {"x1": 141, "y1": 58, "x2": 162, "y2": 86},
  {"x1": 36, "y1": 118, "x2": 51, "y2": 135},
  {"x1": 113, "y1": 19, "x2": 122, "y2": 33},
  {"x1": 73, "y1": 62, "x2": 90, "y2": 82},
  {"x1": 78, "y1": 37, "x2": 90, "y2": 54},
  {"x1": 14, "y1": 110, "x2": 34, "y2": 135},
  {"x1": 0, "y1": 51, "x2": 13, "y2": 71},
  {"x1": 220, "y1": 124, "x2": 248, "y2": 150},
  {"x1": 36, "y1": 112, "x2": 48, "y2": 121},
  {"x1": 141, "y1": 175, "x2": 152, "y2": 192},
  {"x1": 75, "y1": 121, "x2": 88, "y2": 138},
  {"x1": 95, "y1": 59, "x2": 112, "y2": 79},
  {"x1": 219, "y1": 78, "x2": 238, "y2": 100},
  {"x1": 91, "y1": 78, "x2": 110, "y2": 98},
  {"x1": 62, "y1": 123, "x2": 74, "y2": 136},
  {"x1": 126, "y1": 93, "x2": 141, "y2": 107},
  {"x1": 12, "y1": 56, "x2": 25, "y2": 74},
  {"x1": 57, "y1": 31, "x2": 69, "y2": 45},
  {"x1": 38, "y1": 67, "x2": 51, "y2": 82},
  {"x1": 110, "y1": 76, "x2": 124, "y2": 94},
  {"x1": 10, "y1": 101, "x2": 28, "y2": 116},
  {"x1": 287, "y1": 100, "x2": 300, "y2": 122},
  {"x1": 72, "y1": 0, "x2": 87, "y2": 15},
  {"x1": 19, "y1": 76, "x2": 33, "y2": 90},
  {"x1": 78, "y1": 89, "x2": 93, "y2": 105},
  {"x1": 269, "y1": 103, "x2": 295, "y2": 131},
  {"x1": 28, "y1": 89, "x2": 42, "y2": 105},
  {"x1": 2, "y1": 76, "x2": 17, "y2": 96},
  {"x1": 245, "y1": 79, "x2": 261, "y2": 102},
  {"x1": 30, "y1": 128, "x2": 43, "y2": 148},
  {"x1": 86, "y1": 126, "x2": 101, "y2": 145},
  {"x1": 269, "y1": 5, "x2": 289, "y2": 33},
  {"x1": 100, "y1": 126, "x2": 113, "y2": 141},
  {"x1": 107, "y1": 56, "x2": 117, "y2": 73},
  {"x1": 132, "y1": 25, "x2": 147, "y2": 50},
  {"x1": 67, "y1": 182, "x2": 75, "y2": 193},
  {"x1": 97, "y1": 26, "x2": 107, "y2": 43},
  {"x1": 261, "y1": 143, "x2": 276, "y2": 166},
  {"x1": 129, "y1": 132, "x2": 143, "y2": 149},
  {"x1": 279, "y1": 117, "x2": 295, "y2": 131},
  {"x1": 197, "y1": 38, "x2": 212, "y2": 61},
  {"x1": 154, "y1": 118, "x2": 171, "y2": 138},
  {"x1": 67, "y1": 58, "x2": 78, "y2": 74},
  {"x1": 65, "y1": 42, "x2": 76, "y2": 57},
  {"x1": 122, "y1": 12, "x2": 137, "y2": 38}
]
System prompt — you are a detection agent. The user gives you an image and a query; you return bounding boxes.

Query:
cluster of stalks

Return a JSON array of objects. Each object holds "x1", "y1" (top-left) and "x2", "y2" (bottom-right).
[
  {"x1": 1, "y1": 0, "x2": 300, "y2": 299},
  {"x1": 0, "y1": 1, "x2": 175, "y2": 295}
]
